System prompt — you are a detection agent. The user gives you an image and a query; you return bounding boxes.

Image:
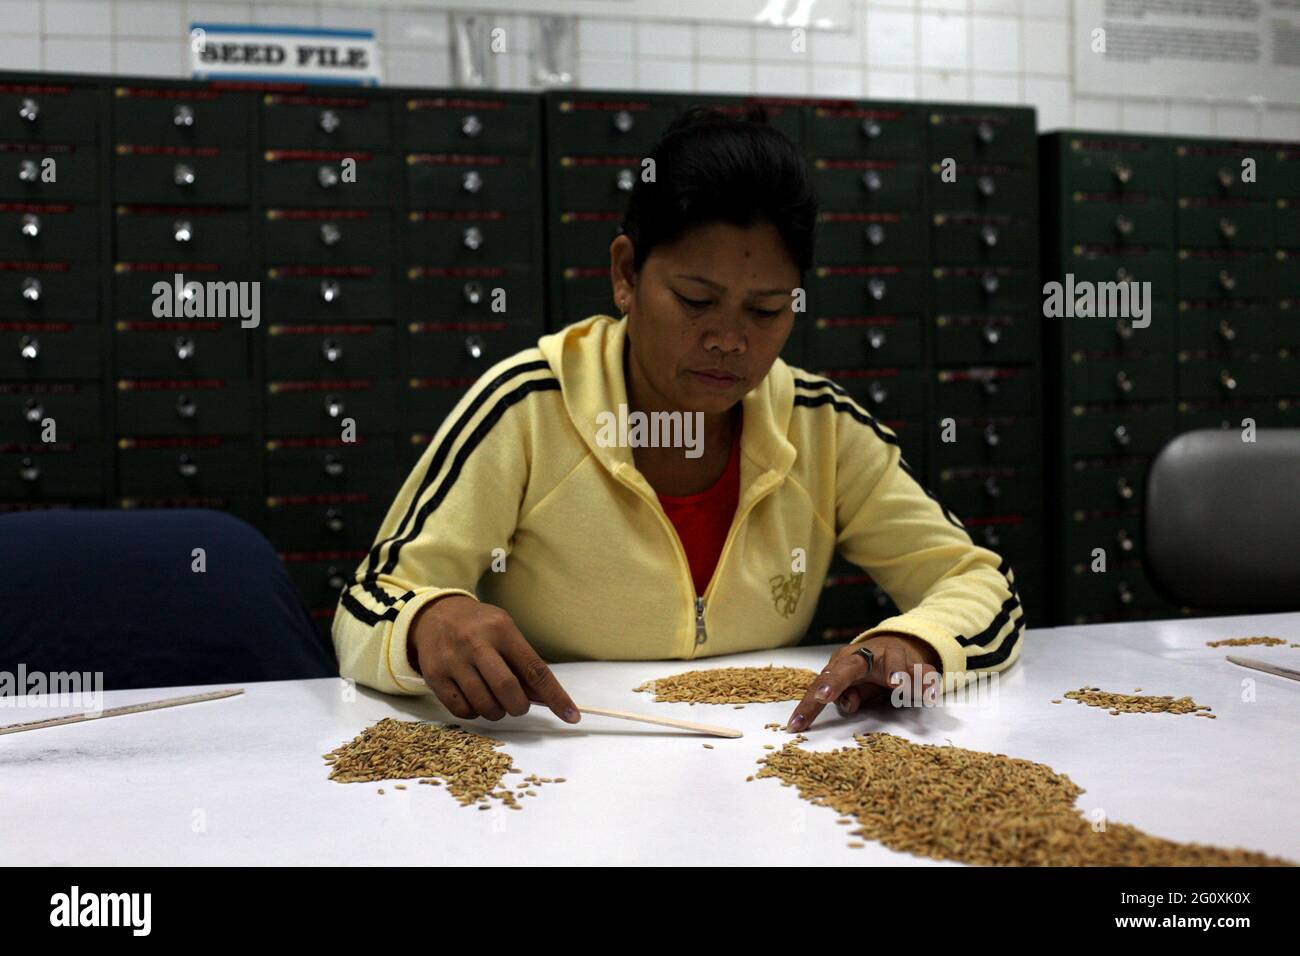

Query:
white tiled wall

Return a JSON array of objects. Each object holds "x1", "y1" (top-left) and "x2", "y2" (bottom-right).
[{"x1": 2, "y1": 0, "x2": 1298, "y2": 139}]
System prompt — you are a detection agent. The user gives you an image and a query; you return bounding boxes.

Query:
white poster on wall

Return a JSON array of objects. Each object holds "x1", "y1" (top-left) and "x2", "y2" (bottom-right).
[
  {"x1": 189, "y1": 24, "x2": 382, "y2": 85},
  {"x1": 1075, "y1": 0, "x2": 1300, "y2": 104}
]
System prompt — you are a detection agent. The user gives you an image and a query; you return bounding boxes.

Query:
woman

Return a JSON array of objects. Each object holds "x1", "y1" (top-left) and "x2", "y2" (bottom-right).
[{"x1": 334, "y1": 107, "x2": 1024, "y2": 732}]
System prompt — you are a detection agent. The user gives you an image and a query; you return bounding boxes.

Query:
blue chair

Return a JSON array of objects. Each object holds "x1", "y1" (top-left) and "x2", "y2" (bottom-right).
[{"x1": 0, "y1": 508, "x2": 336, "y2": 691}]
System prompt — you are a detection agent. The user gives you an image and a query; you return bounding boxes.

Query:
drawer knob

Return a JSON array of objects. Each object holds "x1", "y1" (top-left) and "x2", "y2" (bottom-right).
[
  {"x1": 983, "y1": 423, "x2": 1000, "y2": 447},
  {"x1": 20, "y1": 213, "x2": 40, "y2": 238},
  {"x1": 1116, "y1": 476, "x2": 1134, "y2": 500},
  {"x1": 981, "y1": 527, "x2": 1000, "y2": 548},
  {"x1": 1115, "y1": 370, "x2": 1134, "y2": 394},
  {"x1": 172, "y1": 219, "x2": 193, "y2": 243},
  {"x1": 317, "y1": 165, "x2": 339, "y2": 189},
  {"x1": 976, "y1": 121, "x2": 995, "y2": 144},
  {"x1": 866, "y1": 277, "x2": 887, "y2": 301},
  {"x1": 615, "y1": 168, "x2": 635, "y2": 192},
  {"x1": 1217, "y1": 319, "x2": 1236, "y2": 342},
  {"x1": 173, "y1": 335, "x2": 195, "y2": 361},
  {"x1": 18, "y1": 159, "x2": 39, "y2": 182},
  {"x1": 175, "y1": 394, "x2": 197, "y2": 419},
  {"x1": 1216, "y1": 167, "x2": 1234, "y2": 190},
  {"x1": 1113, "y1": 424, "x2": 1131, "y2": 447},
  {"x1": 861, "y1": 169, "x2": 883, "y2": 192},
  {"x1": 465, "y1": 333, "x2": 485, "y2": 360},
  {"x1": 462, "y1": 225, "x2": 483, "y2": 250},
  {"x1": 864, "y1": 223, "x2": 885, "y2": 246},
  {"x1": 982, "y1": 324, "x2": 1001, "y2": 346},
  {"x1": 980, "y1": 272, "x2": 999, "y2": 295},
  {"x1": 860, "y1": 119, "x2": 882, "y2": 139},
  {"x1": 177, "y1": 453, "x2": 198, "y2": 478},
  {"x1": 981, "y1": 378, "x2": 999, "y2": 397},
  {"x1": 173, "y1": 163, "x2": 196, "y2": 187},
  {"x1": 19, "y1": 334, "x2": 39, "y2": 360},
  {"x1": 1113, "y1": 163, "x2": 1132, "y2": 185},
  {"x1": 612, "y1": 110, "x2": 634, "y2": 134},
  {"x1": 461, "y1": 113, "x2": 483, "y2": 138},
  {"x1": 323, "y1": 453, "x2": 345, "y2": 477},
  {"x1": 324, "y1": 507, "x2": 345, "y2": 533},
  {"x1": 320, "y1": 280, "x2": 342, "y2": 303},
  {"x1": 461, "y1": 169, "x2": 483, "y2": 193},
  {"x1": 1116, "y1": 529, "x2": 1134, "y2": 553},
  {"x1": 980, "y1": 224, "x2": 999, "y2": 247},
  {"x1": 462, "y1": 280, "x2": 483, "y2": 305},
  {"x1": 21, "y1": 277, "x2": 41, "y2": 302},
  {"x1": 1218, "y1": 217, "x2": 1237, "y2": 239},
  {"x1": 324, "y1": 394, "x2": 345, "y2": 418},
  {"x1": 173, "y1": 104, "x2": 195, "y2": 127},
  {"x1": 867, "y1": 381, "x2": 888, "y2": 405},
  {"x1": 320, "y1": 222, "x2": 342, "y2": 246},
  {"x1": 1116, "y1": 581, "x2": 1134, "y2": 604},
  {"x1": 1115, "y1": 266, "x2": 1134, "y2": 282},
  {"x1": 866, "y1": 328, "x2": 886, "y2": 350},
  {"x1": 1114, "y1": 214, "x2": 1134, "y2": 237},
  {"x1": 977, "y1": 174, "x2": 996, "y2": 197},
  {"x1": 1217, "y1": 270, "x2": 1236, "y2": 291},
  {"x1": 22, "y1": 399, "x2": 44, "y2": 422},
  {"x1": 19, "y1": 456, "x2": 39, "y2": 482},
  {"x1": 321, "y1": 338, "x2": 343, "y2": 362},
  {"x1": 327, "y1": 566, "x2": 348, "y2": 591},
  {"x1": 319, "y1": 109, "x2": 341, "y2": 133},
  {"x1": 1115, "y1": 317, "x2": 1134, "y2": 340},
  {"x1": 18, "y1": 97, "x2": 39, "y2": 123},
  {"x1": 1219, "y1": 370, "x2": 1237, "y2": 392},
  {"x1": 984, "y1": 476, "x2": 1002, "y2": 498}
]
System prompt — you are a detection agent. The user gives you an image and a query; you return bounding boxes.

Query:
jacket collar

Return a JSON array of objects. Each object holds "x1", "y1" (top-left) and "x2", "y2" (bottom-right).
[{"x1": 537, "y1": 315, "x2": 798, "y2": 490}]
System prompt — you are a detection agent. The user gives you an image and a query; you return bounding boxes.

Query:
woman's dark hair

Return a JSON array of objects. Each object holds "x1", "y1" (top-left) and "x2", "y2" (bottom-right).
[{"x1": 620, "y1": 105, "x2": 817, "y2": 276}]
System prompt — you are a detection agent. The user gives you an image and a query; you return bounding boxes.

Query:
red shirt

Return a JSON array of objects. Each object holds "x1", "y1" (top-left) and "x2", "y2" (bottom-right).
[{"x1": 656, "y1": 415, "x2": 742, "y2": 597}]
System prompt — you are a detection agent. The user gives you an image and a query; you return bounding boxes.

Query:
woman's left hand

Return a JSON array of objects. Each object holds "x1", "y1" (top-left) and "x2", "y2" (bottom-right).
[{"x1": 785, "y1": 632, "x2": 942, "y2": 732}]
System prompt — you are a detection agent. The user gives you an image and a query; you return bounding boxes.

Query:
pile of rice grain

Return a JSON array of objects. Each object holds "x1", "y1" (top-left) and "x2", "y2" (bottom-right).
[
  {"x1": 633, "y1": 665, "x2": 818, "y2": 704},
  {"x1": 324, "y1": 717, "x2": 556, "y2": 810},
  {"x1": 1063, "y1": 686, "x2": 1213, "y2": 716},
  {"x1": 1206, "y1": 635, "x2": 1289, "y2": 648},
  {"x1": 756, "y1": 732, "x2": 1292, "y2": 866}
]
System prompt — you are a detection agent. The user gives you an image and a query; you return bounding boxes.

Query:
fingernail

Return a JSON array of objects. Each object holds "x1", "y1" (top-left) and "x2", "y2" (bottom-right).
[
  {"x1": 890, "y1": 671, "x2": 905, "y2": 686},
  {"x1": 815, "y1": 683, "x2": 832, "y2": 702},
  {"x1": 564, "y1": 707, "x2": 579, "y2": 723},
  {"x1": 788, "y1": 714, "x2": 806, "y2": 731}
]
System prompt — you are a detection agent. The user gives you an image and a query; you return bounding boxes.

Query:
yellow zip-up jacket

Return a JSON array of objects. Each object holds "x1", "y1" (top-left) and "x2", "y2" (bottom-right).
[{"x1": 334, "y1": 314, "x2": 1025, "y2": 696}]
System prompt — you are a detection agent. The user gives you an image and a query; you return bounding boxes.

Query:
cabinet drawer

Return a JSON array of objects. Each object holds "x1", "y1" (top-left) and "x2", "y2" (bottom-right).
[
  {"x1": 1064, "y1": 514, "x2": 1144, "y2": 566},
  {"x1": 548, "y1": 97, "x2": 677, "y2": 156},
  {"x1": 0, "y1": 145, "x2": 97, "y2": 202},
  {"x1": 556, "y1": 272, "x2": 616, "y2": 326},
  {"x1": 1277, "y1": 198, "x2": 1300, "y2": 246},
  {"x1": 116, "y1": 436, "x2": 260, "y2": 496},
  {"x1": 260, "y1": 150, "x2": 397, "y2": 207},
  {"x1": 933, "y1": 465, "x2": 1042, "y2": 517},
  {"x1": 964, "y1": 515, "x2": 1038, "y2": 558},
  {"x1": 1060, "y1": 136, "x2": 1174, "y2": 195},
  {"x1": 1065, "y1": 402, "x2": 1177, "y2": 456},
  {"x1": 1177, "y1": 250, "x2": 1272, "y2": 299},
  {"x1": 262, "y1": 493, "x2": 387, "y2": 551},
  {"x1": 0, "y1": 321, "x2": 100, "y2": 378},
  {"x1": 114, "y1": 148, "x2": 249, "y2": 205},
  {"x1": 1069, "y1": 195, "x2": 1174, "y2": 246},
  {"x1": 0, "y1": 262, "x2": 98, "y2": 321},
  {"x1": 813, "y1": 159, "x2": 923, "y2": 209},
  {"x1": 932, "y1": 313, "x2": 1038, "y2": 365},
  {"x1": 807, "y1": 316, "x2": 923, "y2": 368},
  {"x1": 113, "y1": 86, "x2": 251, "y2": 148},
  {"x1": 265, "y1": 379, "x2": 397, "y2": 438},
  {"x1": 1064, "y1": 456, "x2": 1149, "y2": 513},
  {"x1": 406, "y1": 387, "x2": 474, "y2": 441},
  {"x1": 929, "y1": 266, "x2": 1037, "y2": 312},
  {"x1": 0, "y1": 382, "x2": 100, "y2": 443},
  {"x1": 1065, "y1": 564, "x2": 1169, "y2": 618},
  {"x1": 928, "y1": 161, "x2": 1034, "y2": 214},
  {"x1": 1064, "y1": 245, "x2": 1176, "y2": 291},
  {"x1": 1177, "y1": 200, "x2": 1272, "y2": 248},
  {"x1": 406, "y1": 266, "x2": 539, "y2": 322},
  {"x1": 811, "y1": 368, "x2": 923, "y2": 421},
  {"x1": 264, "y1": 208, "x2": 392, "y2": 264},
  {"x1": 405, "y1": 95, "x2": 536, "y2": 152},
  {"x1": 263, "y1": 267, "x2": 392, "y2": 322},
  {"x1": 114, "y1": 493, "x2": 262, "y2": 526},
  {"x1": 0, "y1": 84, "x2": 99, "y2": 143},
  {"x1": 1064, "y1": 299, "x2": 1176, "y2": 353},
  {"x1": 0, "y1": 202, "x2": 98, "y2": 260},
  {"x1": 554, "y1": 157, "x2": 641, "y2": 212},
  {"x1": 1176, "y1": 304, "x2": 1272, "y2": 353},
  {"x1": 282, "y1": 552, "x2": 367, "y2": 614},
  {"x1": 927, "y1": 107, "x2": 1035, "y2": 162},
  {"x1": 266, "y1": 323, "x2": 393, "y2": 379},
  {"x1": 261, "y1": 92, "x2": 391, "y2": 150},
  {"x1": 112, "y1": 265, "x2": 257, "y2": 319},
  {"x1": 933, "y1": 365, "x2": 1038, "y2": 415},
  {"x1": 265, "y1": 437, "x2": 399, "y2": 497},
  {"x1": 1069, "y1": 353, "x2": 1175, "y2": 403},
  {"x1": 816, "y1": 212, "x2": 926, "y2": 265},
  {"x1": 931, "y1": 213, "x2": 1036, "y2": 264},
  {"x1": 1176, "y1": 144, "x2": 1276, "y2": 199},
  {"x1": 928, "y1": 414, "x2": 1039, "y2": 467},
  {"x1": 115, "y1": 206, "x2": 251, "y2": 263},
  {"x1": 115, "y1": 379, "x2": 255, "y2": 436},
  {"x1": 1275, "y1": 248, "x2": 1299, "y2": 296},
  {"x1": 1177, "y1": 397, "x2": 1281, "y2": 430},
  {"x1": 407, "y1": 321, "x2": 535, "y2": 378},
  {"x1": 811, "y1": 266, "x2": 928, "y2": 314},
  {"x1": 0, "y1": 442, "x2": 101, "y2": 498},
  {"x1": 808, "y1": 103, "x2": 923, "y2": 158},
  {"x1": 411, "y1": 211, "x2": 536, "y2": 266},
  {"x1": 114, "y1": 319, "x2": 251, "y2": 378},
  {"x1": 1177, "y1": 351, "x2": 1280, "y2": 401},
  {"x1": 406, "y1": 154, "x2": 534, "y2": 210}
]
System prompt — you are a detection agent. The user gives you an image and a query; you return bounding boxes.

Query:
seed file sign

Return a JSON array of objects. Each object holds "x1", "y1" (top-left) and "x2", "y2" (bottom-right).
[{"x1": 189, "y1": 23, "x2": 381, "y2": 85}]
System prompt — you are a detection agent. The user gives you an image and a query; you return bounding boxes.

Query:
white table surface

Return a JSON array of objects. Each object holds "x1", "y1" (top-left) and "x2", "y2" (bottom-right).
[{"x1": 3, "y1": 611, "x2": 1298, "y2": 866}]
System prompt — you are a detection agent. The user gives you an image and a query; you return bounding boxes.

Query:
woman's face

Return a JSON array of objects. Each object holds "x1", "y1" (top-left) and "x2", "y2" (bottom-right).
[{"x1": 611, "y1": 220, "x2": 799, "y2": 416}]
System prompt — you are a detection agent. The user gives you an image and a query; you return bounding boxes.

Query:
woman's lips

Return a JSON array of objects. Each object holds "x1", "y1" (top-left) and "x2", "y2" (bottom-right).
[{"x1": 689, "y1": 369, "x2": 740, "y2": 389}]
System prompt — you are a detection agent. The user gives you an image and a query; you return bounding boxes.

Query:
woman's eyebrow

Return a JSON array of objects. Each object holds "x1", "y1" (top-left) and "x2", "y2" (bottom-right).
[{"x1": 674, "y1": 274, "x2": 792, "y2": 297}]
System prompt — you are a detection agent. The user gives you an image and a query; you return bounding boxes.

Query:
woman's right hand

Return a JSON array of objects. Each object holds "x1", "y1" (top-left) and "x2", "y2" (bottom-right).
[{"x1": 408, "y1": 595, "x2": 581, "y2": 724}]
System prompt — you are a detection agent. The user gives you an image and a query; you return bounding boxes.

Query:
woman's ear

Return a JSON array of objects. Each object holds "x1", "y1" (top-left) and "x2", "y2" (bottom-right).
[{"x1": 610, "y1": 234, "x2": 637, "y2": 315}]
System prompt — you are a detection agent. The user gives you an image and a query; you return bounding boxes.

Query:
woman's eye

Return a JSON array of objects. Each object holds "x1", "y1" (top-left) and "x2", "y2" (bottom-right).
[
  {"x1": 676, "y1": 293, "x2": 711, "y2": 309},
  {"x1": 752, "y1": 307, "x2": 782, "y2": 320}
]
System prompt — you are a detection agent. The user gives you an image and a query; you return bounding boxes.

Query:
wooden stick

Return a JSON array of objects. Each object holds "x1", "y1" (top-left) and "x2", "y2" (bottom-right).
[
  {"x1": 394, "y1": 675, "x2": 742, "y2": 737},
  {"x1": 0, "y1": 688, "x2": 244, "y2": 737},
  {"x1": 1226, "y1": 655, "x2": 1300, "y2": 683}
]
